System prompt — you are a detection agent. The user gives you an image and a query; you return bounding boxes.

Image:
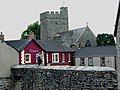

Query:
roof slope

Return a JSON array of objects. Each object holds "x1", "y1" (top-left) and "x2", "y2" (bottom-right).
[
  {"x1": 5, "y1": 39, "x2": 75, "y2": 52},
  {"x1": 59, "y1": 27, "x2": 86, "y2": 44},
  {"x1": 75, "y1": 46, "x2": 116, "y2": 58},
  {"x1": 5, "y1": 39, "x2": 31, "y2": 51},
  {"x1": 37, "y1": 40, "x2": 75, "y2": 52},
  {"x1": 71, "y1": 27, "x2": 86, "y2": 44},
  {"x1": 114, "y1": 1, "x2": 120, "y2": 37}
]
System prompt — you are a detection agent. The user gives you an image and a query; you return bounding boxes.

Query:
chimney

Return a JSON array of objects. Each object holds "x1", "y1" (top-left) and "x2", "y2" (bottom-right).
[{"x1": 0, "y1": 32, "x2": 4, "y2": 41}]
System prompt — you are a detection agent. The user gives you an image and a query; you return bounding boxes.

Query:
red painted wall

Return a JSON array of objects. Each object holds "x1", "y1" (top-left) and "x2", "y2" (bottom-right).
[
  {"x1": 47, "y1": 52, "x2": 74, "y2": 65},
  {"x1": 22, "y1": 40, "x2": 43, "y2": 64},
  {"x1": 19, "y1": 53, "x2": 21, "y2": 64},
  {"x1": 64, "y1": 53, "x2": 69, "y2": 62},
  {"x1": 48, "y1": 53, "x2": 52, "y2": 63},
  {"x1": 59, "y1": 52, "x2": 62, "y2": 63},
  {"x1": 18, "y1": 40, "x2": 74, "y2": 65}
]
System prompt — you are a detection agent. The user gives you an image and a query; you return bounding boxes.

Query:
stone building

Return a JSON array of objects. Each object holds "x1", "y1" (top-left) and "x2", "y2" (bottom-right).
[
  {"x1": 114, "y1": 1, "x2": 120, "y2": 89},
  {"x1": 40, "y1": 7, "x2": 69, "y2": 41},
  {"x1": 58, "y1": 25, "x2": 96, "y2": 48},
  {"x1": 40, "y1": 7, "x2": 96, "y2": 48},
  {"x1": 75, "y1": 46, "x2": 116, "y2": 69}
]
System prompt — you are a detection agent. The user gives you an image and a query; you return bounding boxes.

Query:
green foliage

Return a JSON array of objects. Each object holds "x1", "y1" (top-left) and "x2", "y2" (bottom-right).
[
  {"x1": 96, "y1": 33, "x2": 115, "y2": 46},
  {"x1": 21, "y1": 21, "x2": 40, "y2": 40}
]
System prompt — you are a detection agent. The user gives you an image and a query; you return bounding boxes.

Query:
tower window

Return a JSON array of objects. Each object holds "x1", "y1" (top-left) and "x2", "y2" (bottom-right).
[{"x1": 55, "y1": 21, "x2": 58, "y2": 24}]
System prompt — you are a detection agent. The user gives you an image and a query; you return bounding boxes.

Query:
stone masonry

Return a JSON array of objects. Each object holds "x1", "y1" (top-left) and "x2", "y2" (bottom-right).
[
  {"x1": 114, "y1": 1, "x2": 120, "y2": 89},
  {"x1": 11, "y1": 65, "x2": 117, "y2": 90},
  {"x1": 40, "y1": 7, "x2": 69, "y2": 41}
]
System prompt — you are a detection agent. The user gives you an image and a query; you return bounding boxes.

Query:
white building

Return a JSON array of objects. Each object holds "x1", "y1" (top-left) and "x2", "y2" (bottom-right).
[
  {"x1": 74, "y1": 46, "x2": 116, "y2": 69},
  {"x1": 0, "y1": 33, "x2": 19, "y2": 89}
]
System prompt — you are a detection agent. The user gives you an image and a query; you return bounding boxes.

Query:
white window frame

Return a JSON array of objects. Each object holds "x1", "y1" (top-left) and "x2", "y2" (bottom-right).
[
  {"x1": 46, "y1": 53, "x2": 48, "y2": 63},
  {"x1": 21, "y1": 50, "x2": 25, "y2": 64},
  {"x1": 42, "y1": 51, "x2": 44, "y2": 64},
  {"x1": 25, "y1": 53, "x2": 31, "y2": 63},
  {"x1": 52, "y1": 53, "x2": 59, "y2": 63},
  {"x1": 88, "y1": 57, "x2": 93, "y2": 66},
  {"x1": 68, "y1": 53, "x2": 71, "y2": 62},
  {"x1": 36, "y1": 53, "x2": 41, "y2": 63}
]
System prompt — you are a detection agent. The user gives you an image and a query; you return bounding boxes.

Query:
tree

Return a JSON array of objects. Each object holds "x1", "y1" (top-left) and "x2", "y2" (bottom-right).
[
  {"x1": 96, "y1": 33, "x2": 115, "y2": 46},
  {"x1": 21, "y1": 21, "x2": 40, "y2": 40}
]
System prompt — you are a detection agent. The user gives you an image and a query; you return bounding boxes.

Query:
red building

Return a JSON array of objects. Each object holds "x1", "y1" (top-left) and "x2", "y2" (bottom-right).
[{"x1": 6, "y1": 39, "x2": 75, "y2": 66}]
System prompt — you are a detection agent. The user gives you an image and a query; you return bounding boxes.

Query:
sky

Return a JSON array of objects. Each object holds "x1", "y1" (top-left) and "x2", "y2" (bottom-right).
[{"x1": 0, "y1": 0, "x2": 119, "y2": 40}]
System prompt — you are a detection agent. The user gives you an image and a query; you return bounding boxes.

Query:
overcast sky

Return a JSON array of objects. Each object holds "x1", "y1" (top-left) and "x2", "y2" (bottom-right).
[{"x1": 0, "y1": 0, "x2": 119, "y2": 40}]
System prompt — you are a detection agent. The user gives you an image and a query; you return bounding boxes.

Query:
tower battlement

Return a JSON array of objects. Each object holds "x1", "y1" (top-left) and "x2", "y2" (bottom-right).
[
  {"x1": 40, "y1": 7, "x2": 68, "y2": 20},
  {"x1": 40, "y1": 7, "x2": 69, "y2": 41}
]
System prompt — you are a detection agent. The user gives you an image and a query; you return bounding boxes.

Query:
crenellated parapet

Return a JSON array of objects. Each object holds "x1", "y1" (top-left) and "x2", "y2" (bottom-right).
[
  {"x1": 40, "y1": 7, "x2": 68, "y2": 20},
  {"x1": 40, "y1": 7, "x2": 69, "y2": 41}
]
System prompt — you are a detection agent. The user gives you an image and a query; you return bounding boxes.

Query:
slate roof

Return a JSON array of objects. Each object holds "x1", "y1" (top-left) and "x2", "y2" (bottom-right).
[
  {"x1": 5, "y1": 39, "x2": 75, "y2": 52},
  {"x1": 75, "y1": 46, "x2": 116, "y2": 58},
  {"x1": 59, "y1": 27, "x2": 86, "y2": 44},
  {"x1": 58, "y1": 30, "x2": 74, "y2": 37},
  {"x1": 114, "y1": 1, "x2": 120, "y2": 37},
  {"x1": 71, "y1": 27, "x2": 86, "y2": 44},
  {"x1": 37, "y1": 40, "x2": 75, "y2": 52},
  {"x1": 5, "y1": 39, "x2": 32, "y2": 51}
]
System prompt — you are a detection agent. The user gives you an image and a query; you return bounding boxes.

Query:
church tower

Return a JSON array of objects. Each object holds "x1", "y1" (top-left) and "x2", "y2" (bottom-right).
[
  {"x1": 114, "y1": 1, "x2": 120, "y2": 89},
  {"x1": 40, "y1": 7, "x2": 69, "y2": 41}
]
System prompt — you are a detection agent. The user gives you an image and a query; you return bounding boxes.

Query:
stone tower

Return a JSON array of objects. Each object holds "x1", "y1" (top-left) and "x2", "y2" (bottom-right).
[
  {"x1": 40, "y1": 7, "x2": 69, "y2": 41},
  {"x1": 114, "y1": 1, "x2": 120, "y2": 89}
]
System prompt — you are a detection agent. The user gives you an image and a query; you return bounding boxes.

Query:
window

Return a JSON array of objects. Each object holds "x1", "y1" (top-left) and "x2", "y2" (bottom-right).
[
  {"x1": 100, "y1": 57, "x2": 106, "y2": 67},
  {"x1": 25, "y1": 54, "x2": 31, "y2": 63},
  {"x1": 88, "y1": 57, "x2": 93, "y2": 66},
  {"x1": 55, "y1": 54, "x2": 58, "y2": 62},
  {"x1": 85, "y1": 40, "x2": 91, "y2": 47},
  {"x1": 52, "y1": 53, "x2": 59, "y2": 63},
  {"x1": 79, "y1": 43, "x2": 81, "y2": 48},
  {"x1": 25, "y1": 55, "x2": 29, "y2": 61},
  {"x1": 55, "y1": 21, "x2": 58, "y2": 25},
  {"x1": 68, "y1": 54, "x2": 70, "y2": 62},
  {"x1": 80, "y1": 58, "x2": 85, "y2": 66}
]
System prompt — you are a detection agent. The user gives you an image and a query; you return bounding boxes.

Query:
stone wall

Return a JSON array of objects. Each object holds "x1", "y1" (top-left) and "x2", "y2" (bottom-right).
[
  {"x1": 0, "y1": 77, "x2": 13, "y2": 90},
  {"x1": 11, "y1": 65, "x2": 118, "y2": 90},
  {"x1": 0, "y1": 79, "x2": 4, "y2": 90}
]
